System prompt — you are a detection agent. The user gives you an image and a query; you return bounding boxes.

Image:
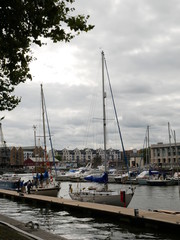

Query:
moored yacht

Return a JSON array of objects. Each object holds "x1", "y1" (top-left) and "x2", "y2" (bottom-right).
[{"x1": 0, "y1": 172, "x2": 22, "y2": 190}]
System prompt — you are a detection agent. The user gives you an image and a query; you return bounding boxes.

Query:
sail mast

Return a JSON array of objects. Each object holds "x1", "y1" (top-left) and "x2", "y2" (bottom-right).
[
  {"x1": 41, "y1": 84, "x2": 47, "y2": 166},
  {"x1": 33, "y1": 125, "x2": 37, "y2": 173},
  {"x1": 43, "y1": 90, "x2": 57, "y2": 177},
  {"x1": 102, "y1": 51, "x2": 107, "y2": 173},
  {"x1": 168, "y1": 122, "x2": 173, "y2": 171},
  {"x1": 104, "y1": 54, "x2": 130, "y2": 176}
]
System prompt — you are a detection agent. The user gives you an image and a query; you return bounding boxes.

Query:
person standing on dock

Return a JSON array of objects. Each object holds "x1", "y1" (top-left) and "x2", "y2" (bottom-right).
[
  {"x1": 40, "y1": 173, "x2": 44, "y2": 188},
  {"x1": 27, "y1": 180, "x2": 32, "y2": 194},
  {"x1": 21, "y1": 180, "x2": 25, "y2": 193},
  {"x1": 34, "y1": 176, "x2": 38, "y2": 188},
  {"x1": 17, "y1": 178, "x2": 21, "y2": 192}
]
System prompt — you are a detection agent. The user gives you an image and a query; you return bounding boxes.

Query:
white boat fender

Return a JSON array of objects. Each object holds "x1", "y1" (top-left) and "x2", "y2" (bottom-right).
[
  {"x1": 69, "y1": 184, "x2": 73, "y2": 193},
  {"x1": 129, "y1": 186, "x2": 136, "y2": 193}
]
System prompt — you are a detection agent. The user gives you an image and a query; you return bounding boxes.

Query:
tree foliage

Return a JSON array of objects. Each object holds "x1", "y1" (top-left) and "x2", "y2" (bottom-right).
[{"x1": 0, "y1": 0, "x2": 94, "y2": 111}]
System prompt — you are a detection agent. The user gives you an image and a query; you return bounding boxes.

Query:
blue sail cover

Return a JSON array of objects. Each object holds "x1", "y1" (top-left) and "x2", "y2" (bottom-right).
[
  {"x1": 84, "y1": 172, "x2": 108, "y2": 184},
  {"x1": 149, "y1": 170, "x2": 159, "y2": 175},
  {"x1": 34, "y1": 170, "x2": 49, "y2": 180},
  {"x1": 43, "y1": 170, "x2": 49, "y2": 179}
]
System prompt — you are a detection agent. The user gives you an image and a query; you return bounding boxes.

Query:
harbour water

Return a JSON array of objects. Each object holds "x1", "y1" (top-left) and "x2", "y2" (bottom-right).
[{"x1": 0, "y1": 176, "x2": 180, "y2": 240}]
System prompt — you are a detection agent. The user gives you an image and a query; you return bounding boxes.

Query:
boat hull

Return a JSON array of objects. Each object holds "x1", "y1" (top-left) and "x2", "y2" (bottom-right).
[
  {"x1": 69, "y1": 190, "x2": 134, "y2": 207},
  {"x1": 55, "y1": 175, "x2": 72, "y2": 181},
  {"x1": 146, "y1": 179, "x2": 175, "y2": 186},
  {"x1": 138, "y1": 178, "x2": 148, "y2": 185},
  {"x1": 0, "y1": 180, "x2": 19, "y2": 190},
  {"x1": 114, "y1": 177, "x2": 122, "y2": 183},
  {"x1": 30, "y1": 186, "x2": 60, "y2": 197}
]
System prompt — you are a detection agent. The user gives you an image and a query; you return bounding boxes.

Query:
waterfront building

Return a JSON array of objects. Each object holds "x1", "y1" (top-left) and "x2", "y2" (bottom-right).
[
  {"x1": 0, "y1": 146, "x2": 11, "y2": 167},
  {"x1": 24, "y1": 157, "x2": 59, "y2": 172},
  {"x1": 151, "y1": 142, "x2": 180, "y2": 168},
  {"x1": 129, "y1": 149, "x2": 144, "y2": 168},
  {"x1": 22, "y1": 146, "x2": 44, "y2": 160},
  {"x1": 10, "y1": 147, "x2": 24, "y2": 167},
  {"x1": 0, "y1": 145, "x2": 45, "y2": 169},
  {"x1": 54, "y1": 147, "x2": 125, "y2": 168},
  {"x1": 9, "y1": 146, "x2": 44, "y2": 168}
]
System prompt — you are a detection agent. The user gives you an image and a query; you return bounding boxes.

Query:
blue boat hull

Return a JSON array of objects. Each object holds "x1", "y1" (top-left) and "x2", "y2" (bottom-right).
[{"x1": 0, "y1": 180, "x2": 19, "y2": 190}]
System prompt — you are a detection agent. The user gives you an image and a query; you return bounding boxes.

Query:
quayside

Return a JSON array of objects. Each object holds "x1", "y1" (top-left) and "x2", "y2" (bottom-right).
[{"x1": 0, "y1": 189, "x2": 180, "y2": 236}]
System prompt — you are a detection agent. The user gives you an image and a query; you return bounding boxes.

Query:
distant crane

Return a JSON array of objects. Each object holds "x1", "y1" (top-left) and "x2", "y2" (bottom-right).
[
  {"x1": 0, "y1": 122, "x2": 10, "y2": 167},
  {"x1": 0, "y1": 122, "x2": 6, "y2": 147}
]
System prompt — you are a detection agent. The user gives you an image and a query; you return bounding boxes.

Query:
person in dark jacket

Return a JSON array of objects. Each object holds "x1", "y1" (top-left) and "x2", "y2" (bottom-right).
[
  {"x1": 27, "y1": 180, "x2": 32, "y2": 194},
  {"x1": 40, "y1": 173, "x2": 44, "y2": 187}
]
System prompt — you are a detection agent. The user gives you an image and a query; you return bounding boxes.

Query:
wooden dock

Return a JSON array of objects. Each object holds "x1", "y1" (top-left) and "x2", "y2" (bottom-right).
[
  {"x1": 0, "y1": 213, "x2": 66, "y2": 240},
  {"x1": 0, "y1": 189, "x2": 180, "y2": 234}
]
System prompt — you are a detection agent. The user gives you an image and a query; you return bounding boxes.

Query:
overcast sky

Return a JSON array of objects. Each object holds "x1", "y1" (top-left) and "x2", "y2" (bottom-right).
[{"x1": 1, "y1": 0, "x2": 180, "y2": 152}]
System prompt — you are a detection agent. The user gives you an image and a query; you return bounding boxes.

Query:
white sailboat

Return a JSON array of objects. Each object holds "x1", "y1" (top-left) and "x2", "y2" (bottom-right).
[
  {"x1": 30, "y1": 84, "x2": 60, "y2": 197},
  {"x1": 69, "y1": 51, "x2": 134, "y2": 207}
]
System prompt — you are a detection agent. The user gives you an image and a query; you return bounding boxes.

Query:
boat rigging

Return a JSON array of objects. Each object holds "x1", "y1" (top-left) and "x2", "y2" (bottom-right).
[{"x1": 69, "y1": 51, "x2": 135, "y2": 207}]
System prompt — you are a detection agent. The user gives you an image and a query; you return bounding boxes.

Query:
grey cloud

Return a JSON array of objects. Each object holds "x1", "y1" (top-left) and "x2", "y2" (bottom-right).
[{"x1": 2, "y1": 0, "x2": 180, "y2": 151}]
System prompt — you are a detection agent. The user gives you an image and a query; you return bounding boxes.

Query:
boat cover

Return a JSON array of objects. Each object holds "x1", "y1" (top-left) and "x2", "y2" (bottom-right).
[{"x1": 84, "y1": 172, "x2": 108, "y2": 183}]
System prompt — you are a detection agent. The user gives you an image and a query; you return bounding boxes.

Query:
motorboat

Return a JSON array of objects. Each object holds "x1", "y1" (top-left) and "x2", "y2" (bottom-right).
[
  {"x1": 0, "y1": 172, "x2": 22, "y2": 190},
  {"x1": 136, "y1": 170, "x2": 159, "y2": 185}
]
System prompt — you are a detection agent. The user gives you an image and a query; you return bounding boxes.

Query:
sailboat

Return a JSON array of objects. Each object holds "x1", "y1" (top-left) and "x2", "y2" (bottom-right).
[
  {"x1": 69, "y1": 51, "x2": 135, "y2": 207},
  {"x1": 146, "y1": 123, "x2": 176, "y2": 186},
  {"x1": 30, "y1": 84, "x2": 60, "y2": 197}
]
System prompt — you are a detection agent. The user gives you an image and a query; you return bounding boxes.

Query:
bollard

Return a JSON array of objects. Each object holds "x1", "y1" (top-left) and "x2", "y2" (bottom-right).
[{"x1": 134, "y1": 209, "x2": 139, "y2": 217}]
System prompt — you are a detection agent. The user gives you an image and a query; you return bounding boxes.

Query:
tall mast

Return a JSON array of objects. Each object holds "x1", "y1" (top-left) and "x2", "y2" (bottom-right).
[
  {"x1": 168, "y1": 122, "x2": 173, "y2": 170},
  {"x1": 104, "y1": 52, "x2": 130, "y2": 175},
  {"x1": 101, "y1": 51, "x2": 107, "y2": 172},
  {"x1": 41, "y1": 84, "x2": 47, "y2": 165},
  {"x1": 147, "y1": 125, "x2": 150, "y2": 165},
  {"x1": 145, "y1": 135, "x2": 148, "y2": 166},
  {"x1": 33, "y1": 125, "x2": 37, "y2": 173},
  {"x1": 40, "y1": 84, "x2": 57, "y2": 176},
  {"x1": 43, "y1": 92, "x2": 57, "y2": 177}
]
